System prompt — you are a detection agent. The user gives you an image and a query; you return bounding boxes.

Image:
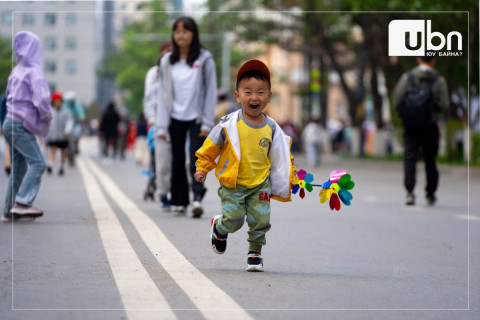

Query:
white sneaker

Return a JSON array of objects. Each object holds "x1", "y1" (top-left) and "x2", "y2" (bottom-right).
[
  {"x1": 246, "y1": 252, "x2": 264, "y2": 272},
  {"x1": 172, "y1": 206, "x2": 186, "y2": 215},
  {"x1": 192, "y1": 201, "x2": 203, "y2": 218}
]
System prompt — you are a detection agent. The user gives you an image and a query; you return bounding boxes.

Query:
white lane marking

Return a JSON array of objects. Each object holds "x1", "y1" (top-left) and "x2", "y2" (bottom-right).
[
  {"x1": 455, "y1": 214, "x2": 480, "y2": 221},
  {"x1": 77, "y1": 160, "x2": 177, "y2": 320},
  {"x1": 84, "y1": 157, "x2": 254, "y2": 320}
]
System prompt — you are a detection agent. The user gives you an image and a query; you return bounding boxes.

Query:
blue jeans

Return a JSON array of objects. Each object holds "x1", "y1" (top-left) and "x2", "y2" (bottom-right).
[{"x1": 2, "y1": 118, "x2": 46, "y2": 213}]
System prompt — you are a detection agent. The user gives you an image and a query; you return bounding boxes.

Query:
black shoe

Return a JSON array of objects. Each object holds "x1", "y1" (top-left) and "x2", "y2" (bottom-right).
[
  {"x1": 406, "y1": 192, "x2": 415, "y2": 205},
  {"x1": 426, "y1": 194, "x2": 436, "y2": 206},
  {"x1": 47, "y1": 166, "x2": 52, "y2": 175},
  {"x1": 160, "y1": 194, "x2": 170, "y2": 211},
  {"x1": 210, "y1": 215, "x2": 227, "y2": 254},
  {"x1": 58, "y1": 167, "x2": 64, "y2": 176},
  {"x1": 247, "y1": 252, "x2": 264, "y2": 272}
]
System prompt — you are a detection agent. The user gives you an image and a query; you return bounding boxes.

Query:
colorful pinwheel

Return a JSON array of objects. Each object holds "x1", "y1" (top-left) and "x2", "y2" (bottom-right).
[
  {"x1": 319, "y1": 169, "x2": 355, "y2": 211},
  {"x1": 292, "y1": 169, "x2": 314, "y2": 199}
]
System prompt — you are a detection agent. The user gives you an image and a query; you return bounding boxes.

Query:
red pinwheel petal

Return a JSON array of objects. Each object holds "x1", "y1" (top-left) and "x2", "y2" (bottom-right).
[
  {"x1": 329, "y1": 193, "x2": 341, "y2": 211},
  {"x1": 300, "y1": 188, "x2": 305, "y2": 199},
  {"x1": 297, "y1": 169, "x2": 307, "y2": 180}
]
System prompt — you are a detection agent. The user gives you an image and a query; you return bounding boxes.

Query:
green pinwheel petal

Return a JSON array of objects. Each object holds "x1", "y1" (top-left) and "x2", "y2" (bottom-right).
[
  {"x1": 306, "y1": 183, "x2": 313, "y2": 192},
  {"x1": 338, "y1": 174, "x2": 355, "y2": 190}
]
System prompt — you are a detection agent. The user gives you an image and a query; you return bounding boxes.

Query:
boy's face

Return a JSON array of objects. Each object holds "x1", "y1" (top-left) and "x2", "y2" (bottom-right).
[
  {"x1": 52, "y1": 99, "x2": 62, "y2": 108},
  {"x1": 235, "y1": 77, "x2": 271, "y2": 120}
]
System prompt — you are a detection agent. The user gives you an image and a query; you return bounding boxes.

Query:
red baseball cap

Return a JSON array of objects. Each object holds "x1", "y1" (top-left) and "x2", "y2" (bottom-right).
[
  {"x1": 51, "y1": 91, "x2": 62, "y2": 102},
  {"x1": 236, "y1": 59, "x2": 271, "y2": 87}
]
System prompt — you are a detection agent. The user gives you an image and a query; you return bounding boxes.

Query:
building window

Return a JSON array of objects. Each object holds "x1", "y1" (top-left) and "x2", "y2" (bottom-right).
[
  {"x1": 2, "y1": 11, "x2": 12, "y2": 25},
  {"x1": 44, "y1": 36, "x2": 56, "y2": 50},
  {"x1": 65, "y1": 36, "x2": 76, "y2": 50},
  {"x1": 22, "y1": 13, "x2": 34, "y2": 25},
  {"x1": 44, "y1": 13, "x2": 56, "y2": 26},
  {"x1": 66, "y1": 60, "x2": 76, "y2": 74},
  {"x1": 66, "y1": 13, "x2": 76, "y2": 26},
  {"x1": 45, "y1": 60, "x2": 56, "y2": 74}
]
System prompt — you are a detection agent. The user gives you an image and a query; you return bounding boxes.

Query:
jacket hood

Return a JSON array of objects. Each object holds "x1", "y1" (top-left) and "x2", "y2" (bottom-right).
[
  {"x1": 200, "y1": 48, "x2": 213, "y2": 59},
  {"x1": 14, "y1": 31, "x2": 42, "y2": 67}
]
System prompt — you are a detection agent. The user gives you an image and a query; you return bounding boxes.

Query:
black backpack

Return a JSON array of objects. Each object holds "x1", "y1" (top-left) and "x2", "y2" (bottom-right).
[{"x1": 399, "y1": 71, "x2": 439, "y2": 129}]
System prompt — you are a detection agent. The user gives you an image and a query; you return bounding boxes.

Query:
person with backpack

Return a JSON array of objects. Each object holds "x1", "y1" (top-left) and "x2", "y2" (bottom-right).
[{"x1": 393, "y1": 54, "x2": 449, "y2": 206}]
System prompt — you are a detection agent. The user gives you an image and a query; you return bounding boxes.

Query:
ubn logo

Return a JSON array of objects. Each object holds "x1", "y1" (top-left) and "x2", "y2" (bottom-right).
[{"x1": 388, "y1": 20, "x2": 462, "y2": 56}]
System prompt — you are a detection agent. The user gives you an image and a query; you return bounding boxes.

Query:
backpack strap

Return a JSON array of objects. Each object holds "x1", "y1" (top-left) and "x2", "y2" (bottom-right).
[
  {"x1": 427, "y1": 74, "x2": 440, "y2": 88},
  {"x1": 407, "y1": 71, "x2": 416, "y2": 88}
]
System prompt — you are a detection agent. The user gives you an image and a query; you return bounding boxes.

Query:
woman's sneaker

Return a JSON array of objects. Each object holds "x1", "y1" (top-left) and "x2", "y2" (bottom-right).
[
  {"x1": 2, "y1": 212, "x2": 17, "y2": 222},
  {"x1": 246, "y1": 252, "x2": 264, "y2": 272},
  {"x1": 10, "y1": 203, "x2": 43, "y2": 218},
  {"x1": 172, "y1": 206, "x2": 187, "y2": 216},
  {"x1": 210, "y1": 215, "x2": 227, "y2": 254}
]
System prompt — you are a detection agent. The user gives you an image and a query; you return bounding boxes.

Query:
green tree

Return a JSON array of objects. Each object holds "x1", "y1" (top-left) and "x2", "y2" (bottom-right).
[
  {"x1": 0, "y1": 35, "x2": 12, "y2": 92},
  {"x1": 97, "y1": 1, "x2": 172, "y2": 115}
]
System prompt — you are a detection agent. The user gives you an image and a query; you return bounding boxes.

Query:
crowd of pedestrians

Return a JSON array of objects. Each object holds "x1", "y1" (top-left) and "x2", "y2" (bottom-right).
[{"x1": 0, "y1": 18, "x2": 452, "y2": 272}]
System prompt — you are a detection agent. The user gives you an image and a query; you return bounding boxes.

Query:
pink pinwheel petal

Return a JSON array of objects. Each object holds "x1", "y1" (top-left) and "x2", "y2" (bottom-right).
[{"x1": 297, "y1": 169, "x2": 306, "y2": 180}]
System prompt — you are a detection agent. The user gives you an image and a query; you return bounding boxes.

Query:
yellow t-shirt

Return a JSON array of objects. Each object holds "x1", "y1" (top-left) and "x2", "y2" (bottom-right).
[{"x1": 236, "y1": 114, "x2": 273, "y2": 188}]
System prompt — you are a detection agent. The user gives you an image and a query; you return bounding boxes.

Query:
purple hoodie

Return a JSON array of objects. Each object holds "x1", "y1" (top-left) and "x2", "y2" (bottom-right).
[{"x1": 6, "y1": 31, "x2": 52, "y2": 137}]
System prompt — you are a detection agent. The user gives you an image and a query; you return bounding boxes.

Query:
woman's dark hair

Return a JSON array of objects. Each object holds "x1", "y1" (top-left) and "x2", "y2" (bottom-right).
[{"x1": 170, "y1": 16, "x2": 202, "y2": 67}]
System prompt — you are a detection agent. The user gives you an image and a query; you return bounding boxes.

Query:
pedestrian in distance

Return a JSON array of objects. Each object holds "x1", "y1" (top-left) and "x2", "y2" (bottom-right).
[
  {"x1": 143, "y1": 40, "x2": 173, "y2": 210},
  {"x1": 1, "y1": 31, "x2": 52, "y2": 222},
  {"x1": 194, "y1": 59, "x2": 296, "y2": 271},
  {"x1": 157, "y1": 16, "x2": 218, "y2": 217},
  {"x1": 116, "y1": 107, "x2": 130, "y2": 160},
  {"x1": 46, "y1": 91, "x2": 73, "y2": 176},
  {"x1": 134, "y1": 112, "x2": 149, "y2": 167},
  {"x1": 393, "y1": 53, "x2": 449, "y2": 206},
  {"x1": 0, "y1": 92, "x2": 11, "y2": 175},
  {"x1": 62, "y1": 91, "x2": 85, "y2": 165},
  {"x1": 99, "y1": 101, "x2": 120, "y2": 159},
  {"x1": 302, "y1": 117, "x2": 324, "y2": 167}
]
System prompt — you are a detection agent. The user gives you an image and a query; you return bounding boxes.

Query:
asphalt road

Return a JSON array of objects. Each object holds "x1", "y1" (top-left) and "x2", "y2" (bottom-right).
[{"x1": 0, "y1": 137, "x2": 479, "y2": 320}]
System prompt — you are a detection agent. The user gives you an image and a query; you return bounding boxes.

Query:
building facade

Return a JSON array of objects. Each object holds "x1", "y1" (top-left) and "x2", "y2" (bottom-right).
[{"x1": 0, "y1": 1, "x2": 99, "y2": 106}]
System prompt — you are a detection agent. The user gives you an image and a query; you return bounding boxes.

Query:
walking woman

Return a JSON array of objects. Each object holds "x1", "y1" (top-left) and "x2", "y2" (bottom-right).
[{"x1": 156, "y1": 16, "x2": 217, "y2": 217}]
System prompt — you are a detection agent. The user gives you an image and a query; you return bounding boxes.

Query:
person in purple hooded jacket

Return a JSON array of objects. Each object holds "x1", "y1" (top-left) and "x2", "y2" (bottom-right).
[{"x1": 1, "y1": 31, "x2": 52, "y2": 222}]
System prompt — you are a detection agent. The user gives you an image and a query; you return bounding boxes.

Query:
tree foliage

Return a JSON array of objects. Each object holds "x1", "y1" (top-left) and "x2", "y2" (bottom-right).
[
  {"x1": 97, "y1": 1, "x2": 172, "y2": 115},
  {"x1": 0, "y1": 35, "x2": 12, "y2": 92},
  {"x1": 214, "y1": 0, "x2": 478, "y2": 128}
]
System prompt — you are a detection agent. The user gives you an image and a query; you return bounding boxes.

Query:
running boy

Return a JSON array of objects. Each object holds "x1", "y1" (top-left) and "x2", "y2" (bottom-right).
[
  {"x1": 194, "y1": 59, "x2": 296, "y2": 271},
  {"x1": 46, "y1": 92, "x2": 73, "y2": 175}
]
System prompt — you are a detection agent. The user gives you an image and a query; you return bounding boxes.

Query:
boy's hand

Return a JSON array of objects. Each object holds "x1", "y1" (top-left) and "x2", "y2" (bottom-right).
[
  {"x1": 198, "y1": 130, "x2": 209, "y2": 138},
  {"x1": 194, "y1": 171, "x2": 207, "y2": 182}
]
